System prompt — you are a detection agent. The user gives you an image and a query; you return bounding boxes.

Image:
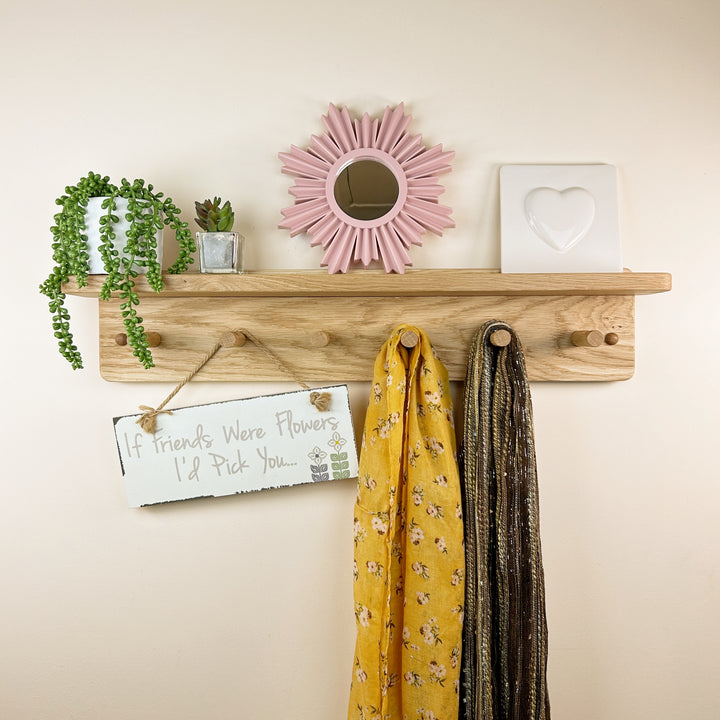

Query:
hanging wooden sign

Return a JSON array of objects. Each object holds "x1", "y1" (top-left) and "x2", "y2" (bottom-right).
[{"x1": 113, "y1": 385, "x2": 358, "y2": 507}]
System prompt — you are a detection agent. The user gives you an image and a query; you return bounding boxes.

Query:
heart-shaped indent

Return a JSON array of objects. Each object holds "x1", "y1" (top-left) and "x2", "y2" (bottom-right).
[{"x1": 524, "y1": 186, "x2": 595, "y2": 253}]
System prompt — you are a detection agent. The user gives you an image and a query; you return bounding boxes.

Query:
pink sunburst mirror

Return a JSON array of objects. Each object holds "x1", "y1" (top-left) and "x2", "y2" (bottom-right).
[{"x1": 279, "y1": 103, "x2": 455, "y2": 273}]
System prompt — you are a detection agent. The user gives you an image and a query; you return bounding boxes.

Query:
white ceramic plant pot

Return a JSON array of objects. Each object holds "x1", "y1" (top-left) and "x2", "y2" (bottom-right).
[
  {"x1": 84, "y1": 197, "x2": 164, "y2": 274},
  {"x1": 196, "y1": 232, "x2": 244, "y2": 273}
]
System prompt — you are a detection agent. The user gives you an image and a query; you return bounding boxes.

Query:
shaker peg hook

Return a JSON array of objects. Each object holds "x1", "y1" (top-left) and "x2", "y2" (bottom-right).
[
  {"x1": 571, "y1": 330, "x2": 604, "y2": 347},
  {"x1": 309, "y1": 330, "x2": 330, "y2": 348},
  {"x1": 490, "y1": 329, "x2": 512, "y2": 347},
  {"x1": 219, "y1": 331, "x2": 247, "y2": 348},
  {"x1": 115, "y1": 331, "x2": 161, "y2": 347},
  {"x1": 400, "y1": 330, "x2": 419, "y2": 348}
]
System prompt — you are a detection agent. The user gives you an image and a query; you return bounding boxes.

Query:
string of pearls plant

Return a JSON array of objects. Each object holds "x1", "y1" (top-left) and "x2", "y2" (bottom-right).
[{"x1": 40, "y1": 171, "x2": 195, "y2": 369}]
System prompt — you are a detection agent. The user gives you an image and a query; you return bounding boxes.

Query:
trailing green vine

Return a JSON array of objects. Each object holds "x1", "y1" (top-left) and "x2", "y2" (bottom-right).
[{"x1": 40, "y1": 171, "x2": 196, "y2": 370}]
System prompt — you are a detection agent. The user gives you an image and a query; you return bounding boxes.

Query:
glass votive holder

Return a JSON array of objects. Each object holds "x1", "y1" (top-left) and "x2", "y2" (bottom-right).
[{"x1": 196, "y1": 232, "x2": 244, "y2": 273}]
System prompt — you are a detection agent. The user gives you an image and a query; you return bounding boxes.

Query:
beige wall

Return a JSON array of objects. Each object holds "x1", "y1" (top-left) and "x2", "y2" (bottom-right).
[{"x1": 1, "y1": 0, "x2": 718, "y2": 717}]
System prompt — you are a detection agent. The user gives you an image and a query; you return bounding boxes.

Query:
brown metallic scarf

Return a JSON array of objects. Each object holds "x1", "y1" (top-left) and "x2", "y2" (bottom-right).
[{"x1": 460, "y1": 320, "x2": 550, "y2": 720}]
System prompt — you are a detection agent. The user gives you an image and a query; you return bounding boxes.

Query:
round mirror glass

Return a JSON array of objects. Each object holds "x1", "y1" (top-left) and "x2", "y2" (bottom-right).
[{"x1": 333, "y1": 159, "x2": 400, "y2": 221}]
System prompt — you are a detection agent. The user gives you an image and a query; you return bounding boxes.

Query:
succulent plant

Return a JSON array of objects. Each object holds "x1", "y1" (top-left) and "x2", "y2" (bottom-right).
[{"x1": 195, "y1": 197, "x2": 234, "y2": 232}]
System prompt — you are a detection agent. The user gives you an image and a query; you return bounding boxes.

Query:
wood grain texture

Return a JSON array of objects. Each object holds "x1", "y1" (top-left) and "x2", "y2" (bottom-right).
[
  {"x1": 97, "y1": 294, "x2": 636, "y2": 382},
  {"x1": 64, "y1": 268, "x2": 672, "y2": 298}
]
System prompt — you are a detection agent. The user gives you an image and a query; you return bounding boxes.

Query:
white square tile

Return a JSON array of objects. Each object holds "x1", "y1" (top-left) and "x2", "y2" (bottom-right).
[{"x1": 500, "y1": 164, "x2": 622, "y2": 273}]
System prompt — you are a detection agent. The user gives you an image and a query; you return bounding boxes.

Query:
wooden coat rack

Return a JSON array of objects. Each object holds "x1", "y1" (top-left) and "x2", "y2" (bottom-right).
[{"x1": 63, "y1": 268, "x2": 671, "y2": 382}]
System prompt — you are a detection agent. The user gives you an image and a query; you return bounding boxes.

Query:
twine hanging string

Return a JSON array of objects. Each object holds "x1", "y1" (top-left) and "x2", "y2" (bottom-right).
[{"x1": 136, "y1": 329, "x2": 331, "y2": 434}]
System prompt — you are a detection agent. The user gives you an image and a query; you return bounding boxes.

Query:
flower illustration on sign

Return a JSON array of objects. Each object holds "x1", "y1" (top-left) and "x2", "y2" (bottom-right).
[
  {"x1": 308, "y1": 445, "x2": 329, "y2": 483},
  {"x1": 308, "y1": 446, "x2": 327, "y2": 463},
  {"x1": 328, "y1": 432, "x2": 350, "y2": 479}
]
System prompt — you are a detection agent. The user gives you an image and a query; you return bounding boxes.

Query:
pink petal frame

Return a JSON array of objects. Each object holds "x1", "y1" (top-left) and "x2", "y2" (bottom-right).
[{"x1": 279, "y1": 103, "x2": 454, "y2": 274}]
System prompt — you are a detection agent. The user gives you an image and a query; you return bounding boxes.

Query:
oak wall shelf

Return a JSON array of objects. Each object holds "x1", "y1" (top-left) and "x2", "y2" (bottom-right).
[{"x1": 62, "y1": 268, "x2": 671, "y2": 383}]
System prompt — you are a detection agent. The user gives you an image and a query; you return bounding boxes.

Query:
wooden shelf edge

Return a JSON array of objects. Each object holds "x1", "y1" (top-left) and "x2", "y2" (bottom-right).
[{"x1": 63, "y1": 268, "x2": 672, "y2": 298}]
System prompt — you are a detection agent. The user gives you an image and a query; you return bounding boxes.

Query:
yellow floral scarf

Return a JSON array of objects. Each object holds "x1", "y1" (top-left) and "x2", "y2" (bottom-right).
[{"x1": 348, "y1": 325, "x2": 465, "y2": 720}]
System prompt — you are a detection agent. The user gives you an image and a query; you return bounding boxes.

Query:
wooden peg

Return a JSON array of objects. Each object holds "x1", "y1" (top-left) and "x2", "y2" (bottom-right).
[
  {"x1": 400, "y1": 330, "x2": 419, "y2": 348},
  {"x1": 219, "y1": 331, "x2": 247, "y2": 348},
  {"x1": 309, "y1": 330, "x2": 330, "y2": 348},
  {"x1": 571, "y1": 330, "x2": 604, "y2": 347},
  {"x1": 604, "y1": 332, "x2": 620, "y2": 346},
  {"x1": 146, "y1": 332, "x2": 161, "y2": 347},
  {"x1": 116, "y1": 331, "x2": 161, "y2": 346},
  {"x1": 490, "y1": 329, "x2": 512, "y2": 347}
]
